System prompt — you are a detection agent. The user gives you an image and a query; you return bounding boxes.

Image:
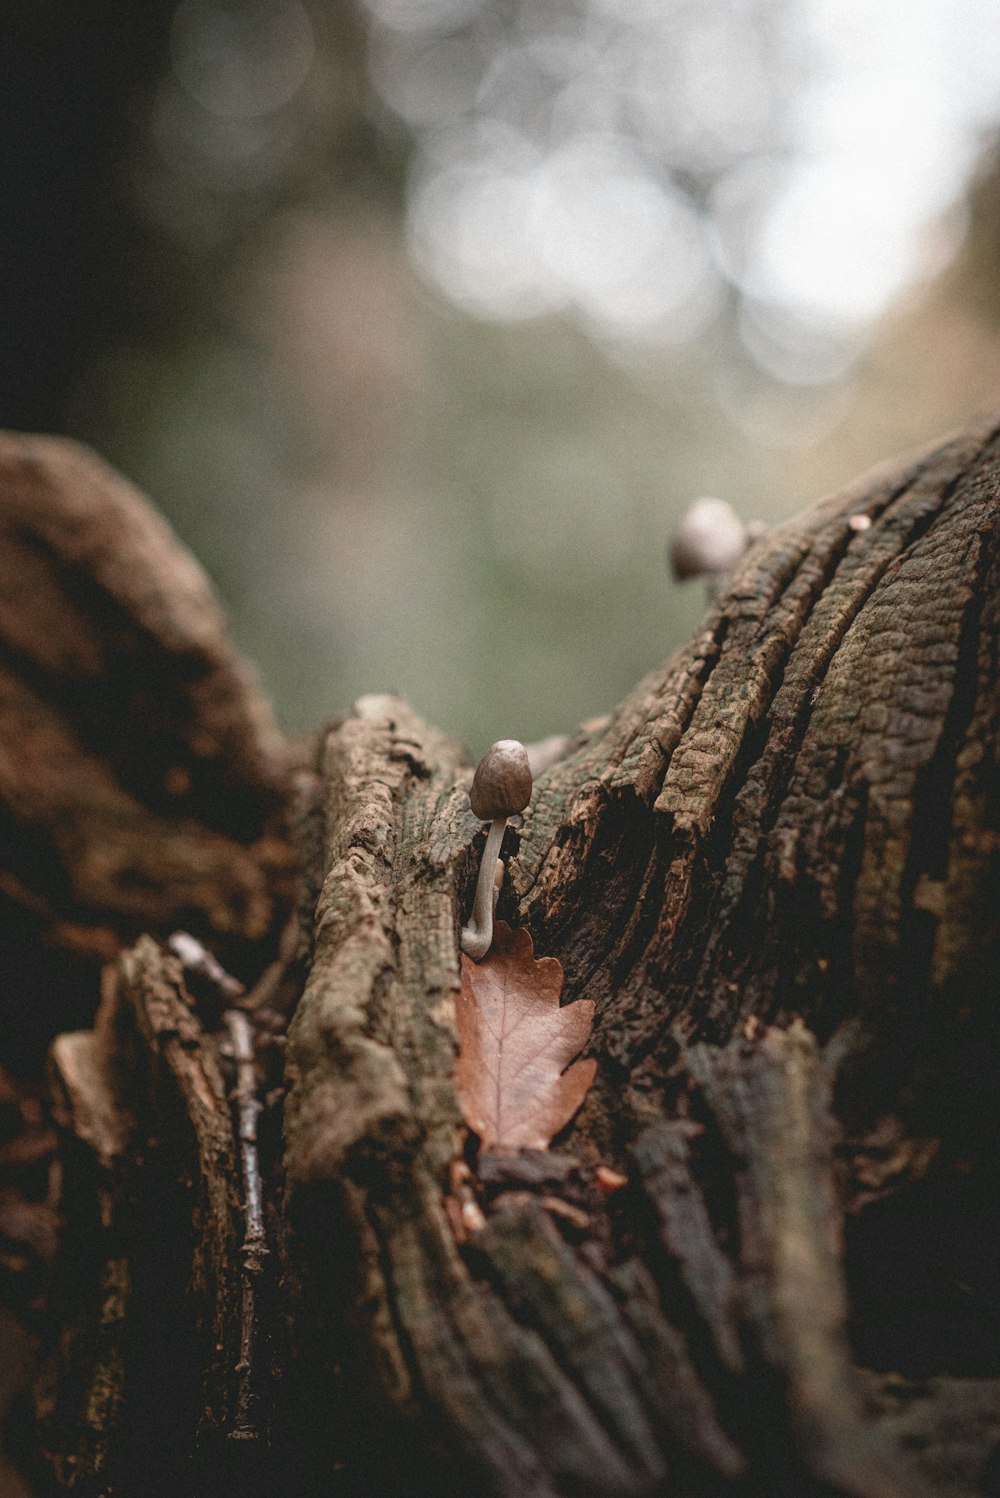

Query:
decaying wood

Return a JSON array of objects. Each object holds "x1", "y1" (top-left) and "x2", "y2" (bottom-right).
[
  {"x1": 44, "y1": 939, "x2": 253, "y2": 1491},
  {"x1": 0, "y1": 431, "x2": 295, "y2": 1075},
  {"x1": 279, "y1": 417, "x2": 1000, "y2": 1497},
  {"x1": 3, "y1": 420, "x2": 1000, "y2": 1496}
]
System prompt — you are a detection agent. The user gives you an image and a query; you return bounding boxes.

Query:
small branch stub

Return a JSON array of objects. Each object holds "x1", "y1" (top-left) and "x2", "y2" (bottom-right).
[{"x1": 461, "y1": 740, "x2": 532, "y2": 961}]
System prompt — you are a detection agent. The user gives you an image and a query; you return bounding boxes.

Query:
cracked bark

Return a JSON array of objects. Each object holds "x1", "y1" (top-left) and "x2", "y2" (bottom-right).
[{"x1": 4, "y1": 420, "x2": 1000, "y2": 1496}]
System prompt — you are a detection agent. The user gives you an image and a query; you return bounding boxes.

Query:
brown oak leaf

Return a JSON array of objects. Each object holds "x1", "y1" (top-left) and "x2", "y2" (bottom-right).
[{"x1": 455, "y1": 923, "x2": 596, "y2": 1151}]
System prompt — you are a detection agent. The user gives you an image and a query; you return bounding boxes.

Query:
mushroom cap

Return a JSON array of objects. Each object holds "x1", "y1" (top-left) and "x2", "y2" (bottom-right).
[
  {"x1": 669, "y1": 497, "x2": 749, "y2": 581},
  {"x1": 469, "y1": 739, "x2": 532, "y2": 820}
]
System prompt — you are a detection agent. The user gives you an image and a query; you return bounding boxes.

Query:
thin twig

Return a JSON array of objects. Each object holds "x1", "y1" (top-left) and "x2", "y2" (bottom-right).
[
  {"x1": 169, "y1": 930, "x2": 246, "y2": 1003},
  {"x1": 224, "y1": 1008, "x2": 267, "y2": 1440}
]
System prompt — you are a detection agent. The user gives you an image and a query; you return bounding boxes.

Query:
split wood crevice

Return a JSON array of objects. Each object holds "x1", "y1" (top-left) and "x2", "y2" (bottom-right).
[{"x1": 1, "y1": 423, "x2": 999, "y2": 1496}]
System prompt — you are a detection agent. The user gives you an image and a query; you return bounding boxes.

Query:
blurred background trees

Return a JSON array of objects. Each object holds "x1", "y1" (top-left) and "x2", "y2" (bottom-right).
[{"x1": 4, "y1": 0, "x2": 1000, "y2": 749}]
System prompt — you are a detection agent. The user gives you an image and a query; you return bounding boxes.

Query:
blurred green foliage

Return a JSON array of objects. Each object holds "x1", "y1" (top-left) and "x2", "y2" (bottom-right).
[{"x1": 30, "y1": 0, "x2": 1000, "y2": 751}]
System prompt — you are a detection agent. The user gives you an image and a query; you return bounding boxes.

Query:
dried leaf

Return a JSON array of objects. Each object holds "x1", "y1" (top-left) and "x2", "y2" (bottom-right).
[{"x1": 455, "y1": 923, "x2": 596, "y2": 1151}]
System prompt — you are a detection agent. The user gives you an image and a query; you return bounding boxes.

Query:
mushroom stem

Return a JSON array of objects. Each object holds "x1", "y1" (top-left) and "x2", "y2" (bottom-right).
[{"x1": 461, "y1": 817, "x2": 507, "y2": 960}]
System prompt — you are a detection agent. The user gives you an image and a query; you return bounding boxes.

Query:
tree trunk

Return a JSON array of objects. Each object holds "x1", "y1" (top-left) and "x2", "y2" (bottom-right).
[{"x1": 3, "y1": 421, "x2": 1000, "y2": 1497}]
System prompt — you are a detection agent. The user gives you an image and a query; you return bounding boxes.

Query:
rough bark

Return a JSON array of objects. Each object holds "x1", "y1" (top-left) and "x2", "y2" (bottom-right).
[{"x1": 3, "y1": 422, "x2": 1000, "y2": 1496}]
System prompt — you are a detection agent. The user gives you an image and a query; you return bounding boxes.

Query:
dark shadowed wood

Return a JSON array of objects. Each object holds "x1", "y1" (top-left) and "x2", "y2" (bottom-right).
[
  {"x1": 44, "y1": 939, "x2": 246, "y2": 1493},
  {"x1": 0, "y1": 431, "x2": 296, "y2": 1071},
  {"x1": 4, "y1": 423, "x2": 1000, "y2": 1496},
  {"x1": 0, "y1": 430, "x2": 292, "y2": 944}
]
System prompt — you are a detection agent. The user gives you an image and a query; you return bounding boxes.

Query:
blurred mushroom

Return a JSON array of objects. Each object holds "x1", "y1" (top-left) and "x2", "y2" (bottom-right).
[
  {"x1": 669, "y1": 497, "x2": 765, "y2": 594},
  {"x1": 524, "y1": 733, "x2": 568, "y2": 777},
  {"x1": 461, "y1": 740, "x2": 532, "y2": 961}
]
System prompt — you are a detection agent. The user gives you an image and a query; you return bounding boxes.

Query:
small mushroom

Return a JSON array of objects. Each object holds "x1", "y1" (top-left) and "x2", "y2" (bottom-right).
[
  {"x1": 669, "y1": 497, "x2": 765, "y2": 593},
  {"x1": 461, "y1": 739, "x2": 532, "y2": 961}
]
